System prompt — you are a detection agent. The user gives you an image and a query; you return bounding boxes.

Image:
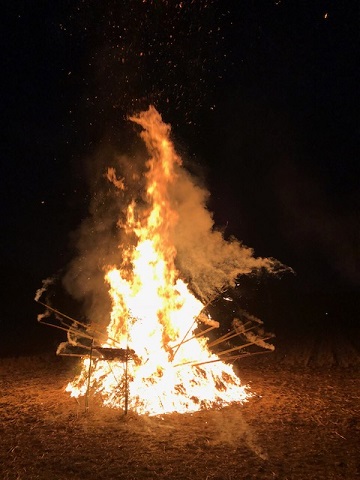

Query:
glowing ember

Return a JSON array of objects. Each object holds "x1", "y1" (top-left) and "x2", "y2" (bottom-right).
[{"x1": 65, "y1": 106, "x2": 251, "y2": 415}]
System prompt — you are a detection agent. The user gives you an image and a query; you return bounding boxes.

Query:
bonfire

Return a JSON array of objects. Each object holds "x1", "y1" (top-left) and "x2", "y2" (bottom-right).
[{"x1": 36, "y1": 106, "x2": 281, "y2": 416}]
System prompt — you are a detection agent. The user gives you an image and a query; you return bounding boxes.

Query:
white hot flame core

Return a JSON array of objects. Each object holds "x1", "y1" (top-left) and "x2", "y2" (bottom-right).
[{"x1": 66, "y1": 106, "x2": 250, "y2": 415}]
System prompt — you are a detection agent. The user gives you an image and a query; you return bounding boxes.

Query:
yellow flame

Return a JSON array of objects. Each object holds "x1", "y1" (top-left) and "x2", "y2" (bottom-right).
[{"x1": 66, "y1": 106, "x2": 250, "y2": 415}]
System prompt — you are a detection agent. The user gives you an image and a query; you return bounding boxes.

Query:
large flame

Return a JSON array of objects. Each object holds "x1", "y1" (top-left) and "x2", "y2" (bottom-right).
[{"x1": 66, "y1": 106, "x2": 250, "y2": 415}]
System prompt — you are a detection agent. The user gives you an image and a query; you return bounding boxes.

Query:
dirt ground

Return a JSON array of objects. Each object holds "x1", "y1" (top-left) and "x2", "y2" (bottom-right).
[{"x1": 1, "y1": 343, "x2": 360, "y2": 480}]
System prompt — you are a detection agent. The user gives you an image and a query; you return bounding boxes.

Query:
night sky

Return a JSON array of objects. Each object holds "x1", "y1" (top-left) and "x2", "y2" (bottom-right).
[{"x1": 1, "y1": 1, "x2": 358, "y2": 355}]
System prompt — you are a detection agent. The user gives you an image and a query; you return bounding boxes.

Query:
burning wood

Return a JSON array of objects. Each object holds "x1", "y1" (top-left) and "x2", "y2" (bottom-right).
[
  {"x1": 36, "y1": 106, "x2": 282, "y2": 416},
  {"x1": 57, "y1": 343, "x2": 141, "y2": 364},
  {"x1": 197, "y1": 312, "x2": 219, "y2": 328}
]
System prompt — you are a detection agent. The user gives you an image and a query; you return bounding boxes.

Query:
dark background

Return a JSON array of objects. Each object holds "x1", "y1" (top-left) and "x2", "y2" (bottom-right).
[{"x1": 1, "y1": 1, "x2": 358, "y2": 355}]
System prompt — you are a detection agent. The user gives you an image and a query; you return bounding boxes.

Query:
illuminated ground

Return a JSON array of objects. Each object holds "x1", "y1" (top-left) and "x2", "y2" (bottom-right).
[{"x1": 1, "y1": 344, "x2": 359, "y2": 480}]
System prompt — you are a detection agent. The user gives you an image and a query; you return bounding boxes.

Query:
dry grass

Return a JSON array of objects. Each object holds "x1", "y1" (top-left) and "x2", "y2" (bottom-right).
[{"x1": 1, "y1": 351, "x2": 359, "y2": 480}]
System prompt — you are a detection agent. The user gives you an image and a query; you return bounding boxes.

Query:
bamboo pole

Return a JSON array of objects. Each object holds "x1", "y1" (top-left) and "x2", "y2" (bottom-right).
[
  {"x1": 170, "y1": 318, "x2": 197, "y2": 362},
  {"x1": 36, "y1": 300, "x2": 122, "y2": 347},
  {"x1": 216, "y1": 336, "x2": 274, "y2": 357},
  {"x1": 171, "y1": 324, "x2": 218, "y2": 350},
  {"x1": 37, "y1": 300, "x2": 87, "y2": 327},
  {"x1": 56, "y1": 353, "x2": 89, "y2": 358},
  {"x1": 37, "y1": 319, "x2": 98, "y2": 347},
  {"x1": 173, "y1": 335, "x2": 274, "y2": 368},
  {"x1": 124, "y1": 347, "x2": 129, "y2": 415},
  {"x1": 206, "y1": 328, "x2": 237, "y2": 347},
  {"x1": 85, "y1": 338, "x2": 94, "y2": 412},
  {"x1": 170, "y1": 297, "x2": 219, "y2": 362},
  {"x1": 207, "y1": 324, "x2": 258, "y2": 348},
  {"x1": 36, "y1": 319, "x2": 78, "y2": 335},
  {"x1": 173, "y1": 349, "x2": 271, "y2": 368},
  {"x1": 123, "y1": 316, "x2": 130, "y2": 415}
]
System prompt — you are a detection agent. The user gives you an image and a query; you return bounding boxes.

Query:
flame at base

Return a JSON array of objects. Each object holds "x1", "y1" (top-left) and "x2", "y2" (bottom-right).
[
  {"x1": 67, "y1": 354, "x2": 249, "y2": 416},
  {"x1": 65, "y1": 107, "x2": 251, "y2": 415}
]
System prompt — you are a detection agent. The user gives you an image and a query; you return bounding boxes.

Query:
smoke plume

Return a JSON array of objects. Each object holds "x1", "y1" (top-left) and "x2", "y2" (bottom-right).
[
  {"x1": 168, "y1": 162, "x2": 281, "y2": 301},
  {"x1": 61, "y1": 106, "x2": 285, "y2": 321}
]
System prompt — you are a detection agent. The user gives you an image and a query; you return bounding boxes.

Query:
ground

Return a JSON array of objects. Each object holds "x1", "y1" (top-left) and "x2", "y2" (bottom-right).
[{"x1": 1, "y1": 331, "x2": 360, "y2": 480}]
